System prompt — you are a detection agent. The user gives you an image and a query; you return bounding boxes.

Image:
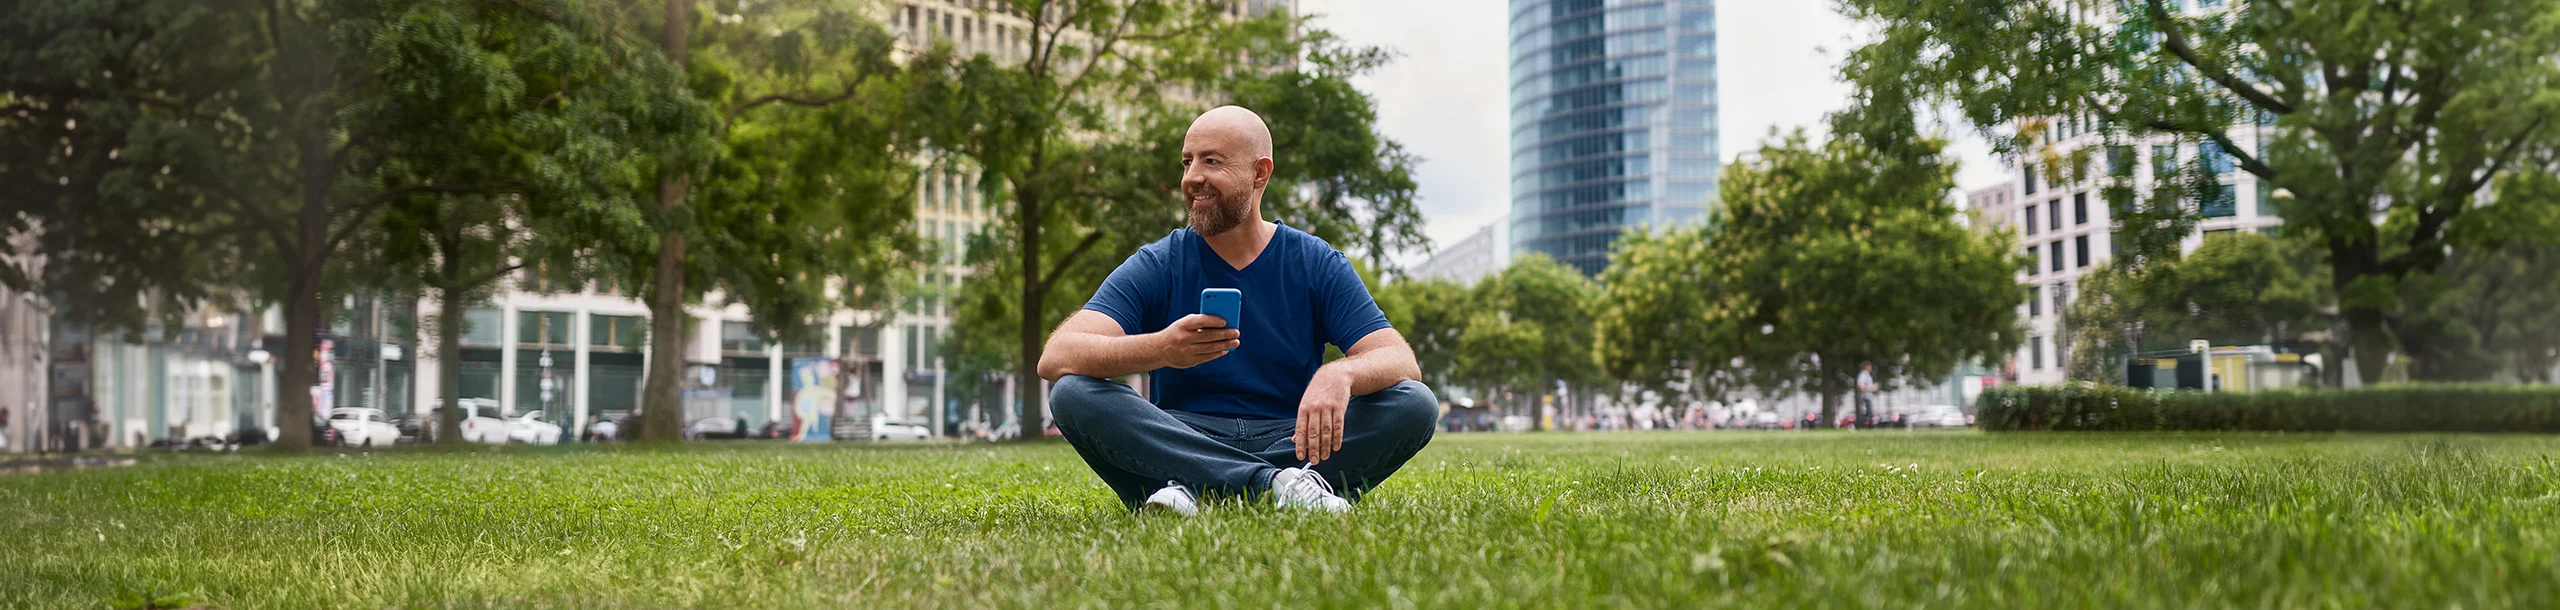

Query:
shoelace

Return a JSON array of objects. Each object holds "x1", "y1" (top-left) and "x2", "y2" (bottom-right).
[{"x1": 1280, "y1": 469, "x2": 1337, "y2": 500}]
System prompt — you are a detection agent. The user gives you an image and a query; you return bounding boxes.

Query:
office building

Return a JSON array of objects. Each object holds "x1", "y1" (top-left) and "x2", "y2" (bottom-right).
[
  {"x1": 1508, "y1": 0, "x2": 1720, "y2": 276},
  {"x1": 1411, "y1": 218, "x2": 1510, "y2": 285}
]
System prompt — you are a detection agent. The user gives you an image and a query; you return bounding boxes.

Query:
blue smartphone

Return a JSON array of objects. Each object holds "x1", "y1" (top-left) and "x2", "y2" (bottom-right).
[{"x1": 1199, "y1": 288, "x2": 1242, "y2": 328}]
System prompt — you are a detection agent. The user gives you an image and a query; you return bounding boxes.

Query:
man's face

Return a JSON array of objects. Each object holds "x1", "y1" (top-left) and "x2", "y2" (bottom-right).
[{"x1": 1180, "y1": 125, "x2": 1266, "y2": 237}]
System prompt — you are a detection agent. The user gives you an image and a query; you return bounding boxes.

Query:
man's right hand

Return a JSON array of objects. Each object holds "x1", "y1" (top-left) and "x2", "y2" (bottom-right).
[{"x1": 1155, "y1": 314, "x2": 1241, "y2": 369}]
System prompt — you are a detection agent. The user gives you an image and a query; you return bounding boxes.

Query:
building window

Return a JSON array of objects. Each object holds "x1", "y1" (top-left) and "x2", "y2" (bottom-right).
[
  {"x1": 2073, "y1": 192, "x2": 2089, "y2": 225},
  {"x1": 2023, "y1": 162, "x2": 2039, "y2": 195},
  {"x1": 2199, "y1": 141, "x2": 2235, "y2": 174},
  {"x1": 2024, "y1": 204, "x2": 2038, "y2": 235},
  {"x1": 840, "y1": 325, "x2": 881, "y2": 359},
  {"x1": 2153, "y1": 145, "x2": 2178, "y2": 177},
  {"x1": 2028, "y1": 285, "x2": 2042, "y2": 317},
  {"x1": 518, "y1": 311, "x2": 572, "y2": 348},
  {"x1": 2201, "y1": 182, "x2": 2238, "y2": 218},
  {"x1": 2026, "y1": 244, "x2": 2039, "y2": 276},
  {"x1": 463, "y1": 308, "x2": 504, "y2": 346},
  {"x1": 589, "y1": 315, "x2": 646, "y2": 351},
  {"x1": 2075, "y1": 236, "x2": 2091, "y2": 268},
  {"x1": 2051, "y1": 241, "x2": 2066, "y2": 272},
  {"x1": 720, "y1": 321, "x2": 765, "y2": 353},
  {"x1": 2031, "y1": 336, "x2": 2046, "y2": 370},
  {"x1": 2048, "y1": 202, "x2": 2062, "y2": 232}
]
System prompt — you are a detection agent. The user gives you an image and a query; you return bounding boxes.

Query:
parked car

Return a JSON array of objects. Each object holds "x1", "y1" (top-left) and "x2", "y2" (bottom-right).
[
  {"x1": 1912, "y1": 405, "x2": 1972, "y2": 428},
  {"x1": 328, "y1": 408, "x2": 403, "y2": 448},
  {"x1": 871, "y1": 416, "x2": 930, "y2": 441},
  {"x1": 434, "y1": 399, "x2": 512, "y2": 444},
  {"x1": 686, "y1": 417, "x2": 747, "y2": 440},
  {"x1": 393, "y1": 415, "x2": 426, "y2": 444},
  {"x1": 508, "y1": 410, "x2": 563, "y2": 445}
]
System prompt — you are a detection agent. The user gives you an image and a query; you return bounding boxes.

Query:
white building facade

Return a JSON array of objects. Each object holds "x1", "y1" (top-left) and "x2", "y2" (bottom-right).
[{"x1": 1411, "y1": 218, "x2": 1510, "y2": 285}]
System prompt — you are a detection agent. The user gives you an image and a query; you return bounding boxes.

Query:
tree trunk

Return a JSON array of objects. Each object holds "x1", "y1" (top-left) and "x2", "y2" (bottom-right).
[
  {"x1": 639, "y1": 0, "x2": 692, "y2": 443},
  {"x1": 1818, "y1": 392, "x2": 1840, "y2": 429},
  {"x1": 640, "y1": 175, "x2": 691, "y2": 442},
  {"x1": 1013, "y1": 187, "x2": 1046, "y2": 440},
  {"x1": 273, "y1": 114, "x2": 337, "y2": 453},
  {"x1": 435, "y1": 277, "x2": 466, "y2": 444},
  {"x1": 2344, "y1": 305, "x2": 2391, "y2": 385},
  {"x1": 277, "y1": 274, "x2": 319, "y2": 452}
]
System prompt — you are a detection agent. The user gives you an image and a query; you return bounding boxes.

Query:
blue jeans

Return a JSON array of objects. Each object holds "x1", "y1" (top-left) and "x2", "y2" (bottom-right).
[{"x1": 1049, "y1": 374, "x2": 1438, "y2": 509}]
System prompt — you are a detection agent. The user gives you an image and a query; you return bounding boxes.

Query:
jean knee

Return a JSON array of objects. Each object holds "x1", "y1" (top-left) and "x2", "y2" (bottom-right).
[
  {"x1": 1048, "y1": 375, "x2": 1127, "y2": 424},
  {"x1": 1371, "y1": 381, "x2": 1439, "y2": 436}
]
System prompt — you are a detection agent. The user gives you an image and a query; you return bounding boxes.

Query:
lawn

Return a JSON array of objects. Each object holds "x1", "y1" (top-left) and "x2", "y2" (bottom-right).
[{"x1": 3, "y1": 431, "x2": 2556, "y2": 609}]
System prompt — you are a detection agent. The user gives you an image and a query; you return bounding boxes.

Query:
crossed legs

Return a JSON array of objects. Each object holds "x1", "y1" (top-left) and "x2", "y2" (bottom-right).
[{"x1": 1048, "y1": 374, "x2": 1437, "y2": 509}]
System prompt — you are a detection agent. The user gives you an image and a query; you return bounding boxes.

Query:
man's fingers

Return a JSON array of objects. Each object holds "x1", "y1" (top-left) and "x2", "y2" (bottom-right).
[
  {"x1": 1292, "y1": 420, "x2": 1308, "y2": 461},
  {"x1": 1330, "y1": 414, "x2": 1344, "y2": 453}
]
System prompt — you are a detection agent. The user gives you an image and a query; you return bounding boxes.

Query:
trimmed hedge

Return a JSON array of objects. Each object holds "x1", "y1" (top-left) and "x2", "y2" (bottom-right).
[{"x1": 1974, "y1": 383, "x2": 2560, "y2": 432}]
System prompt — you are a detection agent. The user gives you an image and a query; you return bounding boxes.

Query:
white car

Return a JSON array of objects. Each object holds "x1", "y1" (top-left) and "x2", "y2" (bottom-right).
[
  {"x1": 327, "y1": 408, "x2": 403, "y2": 448},
  {"x1": 871, "y1": 416, "x2": 931, "y2": 441},
  {"x1": 687, "y1": 417, "x2": 745, "y2": 439},
  {"x1": 440, "y1": 399, "x2": 512, "y2": 444},
  {"x1": 509, "y1": 410, "x2": 564, "y2": 445},
  {"x1": 1913, "y1": 405, "x2": 1972, "y2": 428}
]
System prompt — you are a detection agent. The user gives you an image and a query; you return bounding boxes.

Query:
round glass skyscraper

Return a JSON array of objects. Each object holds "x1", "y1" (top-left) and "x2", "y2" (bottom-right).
[{"x1": 1509, "y1": 0, "x2": 1718, "y2": 275}]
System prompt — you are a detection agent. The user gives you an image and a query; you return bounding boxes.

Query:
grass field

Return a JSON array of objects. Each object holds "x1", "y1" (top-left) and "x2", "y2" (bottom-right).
[{"x1": 4, "y1": 431, "x2": 2557, "y2": 609}]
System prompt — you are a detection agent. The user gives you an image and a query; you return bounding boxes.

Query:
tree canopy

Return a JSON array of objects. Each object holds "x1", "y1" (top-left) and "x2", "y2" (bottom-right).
[
  {"x1": 1597, "y1": 128, "x2": 2025, "y2": 424},
  {"x1": 1837, "y1": 0, "x2": 2560, "y2": 383}
]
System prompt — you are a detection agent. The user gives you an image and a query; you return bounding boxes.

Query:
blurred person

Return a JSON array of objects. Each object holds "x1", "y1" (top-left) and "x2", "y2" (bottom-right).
[
  {"x1": 1038, "y1": 106, "x2": 1436, "y2": 516},
  {"x1": 1855, "y1": 361, "x2": 1880, "y2": 429}
]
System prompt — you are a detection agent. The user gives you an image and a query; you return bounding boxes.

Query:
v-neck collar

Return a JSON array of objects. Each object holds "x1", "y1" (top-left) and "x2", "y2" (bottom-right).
[{"x1": 1196, "y1": 222, "x2": 1282, "y2": 275}]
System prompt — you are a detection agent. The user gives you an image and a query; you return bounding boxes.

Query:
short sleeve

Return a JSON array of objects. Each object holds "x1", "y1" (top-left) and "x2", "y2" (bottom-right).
[
  {"x1": 1316, "y1": 249, "x2": 1393, "y2": 350},
  {"x1": 1082, "y1": 244, "x2": 1166, "y2": 336}
]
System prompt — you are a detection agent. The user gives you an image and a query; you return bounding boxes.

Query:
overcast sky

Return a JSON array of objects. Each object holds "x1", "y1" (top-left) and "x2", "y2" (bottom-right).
[{"x1": 1294, "y1": 0, "x2": 2007, "y2": 265}]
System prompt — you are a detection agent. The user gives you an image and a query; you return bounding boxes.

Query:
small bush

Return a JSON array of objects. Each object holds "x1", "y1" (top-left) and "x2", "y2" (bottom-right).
[{"x1": 1974, "y1": 383, "x2": 2560, "y2": 432}]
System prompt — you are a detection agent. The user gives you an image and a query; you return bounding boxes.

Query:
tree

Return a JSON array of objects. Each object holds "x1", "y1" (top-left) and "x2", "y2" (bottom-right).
[
  {"x1": 2, "y1": 0, "x2": 706, "y2": 450},
  {"x1": 2061, "y1": 232, "x2": 2332, "y2": 382},
  {"x1": 1372, "y1": 275, "x2": 1470, "y2": 389},
  {"x1": 630, "y1": 0, "x2": 929, "y2": 442},
  {"x1": 1452, "y1": 254, "x2": 1598, "y2": 428},
  {"x1": 1593, "y1": 224, "x2": 1747, "y2": 403},
  {"x1": 2395, "y1": 243, "x2": 2560, "y2": 382},
  {"x1": 920, "y1": 2, "x2": 1425, "y2": 436},
  {"x1": 1606, "y1": 129, "x2": 2025, "y2": 427},
  {"x1": 1838, "y1": 0, "x2": 2560, "y2": 383}
]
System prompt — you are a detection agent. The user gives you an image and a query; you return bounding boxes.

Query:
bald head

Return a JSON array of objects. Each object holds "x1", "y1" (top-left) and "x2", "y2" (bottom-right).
[
  {"x1": 1180, "y1": 105, "x2": 1275, "y2": 237},
  {"x1": 1189, "y1": 105, "x2": 1273, "y2": 161}
]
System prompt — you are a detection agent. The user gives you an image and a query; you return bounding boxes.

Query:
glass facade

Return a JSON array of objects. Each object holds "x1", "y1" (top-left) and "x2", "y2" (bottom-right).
[{"x1": 1510, "y1": 0, "x2": 1718, "y2": 275}]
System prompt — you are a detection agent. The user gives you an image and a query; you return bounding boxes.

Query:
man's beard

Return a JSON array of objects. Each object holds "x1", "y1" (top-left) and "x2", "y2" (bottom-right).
[{"x1": 1187, "y1": 190, "x2": 1252, "y2": 237}]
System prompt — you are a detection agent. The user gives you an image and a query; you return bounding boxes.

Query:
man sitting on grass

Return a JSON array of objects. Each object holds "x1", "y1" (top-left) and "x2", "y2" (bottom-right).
[{"x1": 1036, "y1": 105, "x2": 1437, "y2": 515}]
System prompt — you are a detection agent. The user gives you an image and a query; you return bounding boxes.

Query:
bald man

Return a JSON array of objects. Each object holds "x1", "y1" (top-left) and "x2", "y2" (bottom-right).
[{"x1": 1036, "y1": 106, "x2": 1436, "y2": 515}]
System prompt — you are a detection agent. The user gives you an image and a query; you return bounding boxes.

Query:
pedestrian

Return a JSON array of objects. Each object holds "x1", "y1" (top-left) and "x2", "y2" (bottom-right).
[
  {"x1": 1038, "y1": 106, "x2": 1436, "y2": 516},
  {"x1": 1855, "y1": 361, "x2": 1880, "y2": 430}
]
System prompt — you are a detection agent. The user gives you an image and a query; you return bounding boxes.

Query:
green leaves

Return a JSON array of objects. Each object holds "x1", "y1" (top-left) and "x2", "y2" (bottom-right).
[
  {"x1": 1598, "y1": 128, "x2": 2025, "y2": 409},
  {"x1": 1837, "y1": 0, "x2": 2560, "y2": 382}
]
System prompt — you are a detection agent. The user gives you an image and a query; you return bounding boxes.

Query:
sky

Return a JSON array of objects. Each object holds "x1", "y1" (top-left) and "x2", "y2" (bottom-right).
[{"x1": 1293, "y1": 0, "x2": 2008, "y2": 266}]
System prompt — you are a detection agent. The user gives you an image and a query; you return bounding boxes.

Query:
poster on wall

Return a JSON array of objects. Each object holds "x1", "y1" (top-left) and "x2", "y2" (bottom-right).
[
  {"x1": 312, "y1": 339, "x2": 336, "y2": 416},
  {"x1": 790, "y1": 358, "x2": 837, "y2": 443}
]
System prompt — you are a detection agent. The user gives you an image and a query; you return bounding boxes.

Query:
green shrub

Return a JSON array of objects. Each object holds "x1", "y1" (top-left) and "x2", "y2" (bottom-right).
[{"x1": 1973, "y1": 383, "x2": 2560, "y2": 432}]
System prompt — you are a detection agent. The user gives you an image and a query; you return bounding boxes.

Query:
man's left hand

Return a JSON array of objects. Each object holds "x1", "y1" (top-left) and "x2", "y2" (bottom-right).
[{"x1": 1294, "y1": 373, "x2": 1351, "y2": 466}]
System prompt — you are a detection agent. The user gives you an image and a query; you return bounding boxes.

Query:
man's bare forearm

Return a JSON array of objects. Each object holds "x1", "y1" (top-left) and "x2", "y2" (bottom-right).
[
  {"x1": 1316, "y1": 343, "x2": 1421, "y2": 396},
  {"x1": 1037, "y1": 331, "x2": 1164, "y2": 382}
]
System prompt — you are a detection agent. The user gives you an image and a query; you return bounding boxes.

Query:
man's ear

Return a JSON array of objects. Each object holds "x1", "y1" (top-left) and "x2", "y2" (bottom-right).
[{"x1": 1253, "y1": 156, "x2": 1274, "y2": 190}]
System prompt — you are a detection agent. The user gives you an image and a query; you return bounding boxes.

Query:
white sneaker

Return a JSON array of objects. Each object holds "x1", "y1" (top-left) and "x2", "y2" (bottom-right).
[
  {"x1": 1141, "y1": 482, "x2": 1199, "y2": 517},
  {"x1": 1269, "y1": 467, "x2": 1350, "y2": 513}
]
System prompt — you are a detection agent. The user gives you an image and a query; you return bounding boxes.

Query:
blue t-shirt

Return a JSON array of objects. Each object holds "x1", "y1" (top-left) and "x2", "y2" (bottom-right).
[{"x1": 1081, "y1": 224, "x2": 1393, "y2": 420}]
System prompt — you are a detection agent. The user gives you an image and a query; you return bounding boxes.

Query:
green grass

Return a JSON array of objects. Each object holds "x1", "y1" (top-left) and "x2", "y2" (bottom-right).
[{"x1": 4, "y1": 431, "x2": 2558, "y2": 608}]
